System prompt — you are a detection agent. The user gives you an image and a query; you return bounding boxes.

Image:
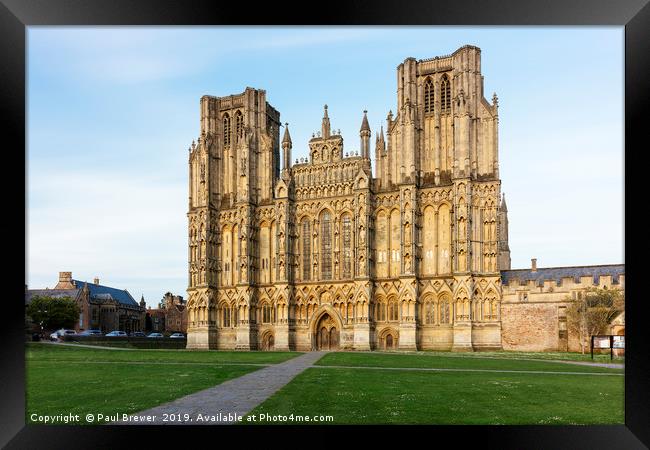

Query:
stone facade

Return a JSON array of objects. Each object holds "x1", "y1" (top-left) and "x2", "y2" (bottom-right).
[
  {"x1": 186, "y1": 45, "x2": 508, "y2": 351},
  {"x1": 184, "y1": 45, "x2": 623, "y2": 352}
]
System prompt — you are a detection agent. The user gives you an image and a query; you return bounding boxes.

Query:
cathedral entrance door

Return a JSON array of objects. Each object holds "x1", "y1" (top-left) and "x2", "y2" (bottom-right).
[
  {"x1": 318, "y1": 327, "x2": 329, "y2": 350},
  {"x1": 386, "y1": 334, "x2": 393, "y2": 349},
  {"x1": 315, "y1": 313, "x2": 339, "y2": 350}
]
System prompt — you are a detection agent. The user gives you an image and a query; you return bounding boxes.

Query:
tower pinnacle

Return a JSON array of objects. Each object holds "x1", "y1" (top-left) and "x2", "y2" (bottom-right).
[{"x1": 321, "y1": 104, "x2": 331, "y2": 139}]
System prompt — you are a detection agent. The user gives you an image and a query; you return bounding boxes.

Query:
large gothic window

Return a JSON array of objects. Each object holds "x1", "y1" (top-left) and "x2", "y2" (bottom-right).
[
  {"x1": 321, "y1": 211, "x2": 332, "y2": 280},
  {"x1": 440, "y1": 298, "x2": 450, "y2": 324},
  {"x1": 441, "y1": 74, "x2": 451, "y2": 114},
  {"x1": 302, "y1": 219, "x2": 311, "y2": 281},
  {"x1": 342, "y1": 215, "x2": 352, "y2": 278},
  {"x1": 235, "y1": 110, "x2": 244, "y2": 142},
  {"x1": 389, "y1": 298, "x2": 399, "y2": 321},
  {"x1": 223, "y1": 113, "x2": 231, "y2": 147},
  {"x1": 425, "y1": 301, "x2": 436, "y2": 324},
  {"x1": 424, "y1": 77, "x2": 434, "y2": 114},
  {"x1": 221, "y1": 305, "x2": 231, "y2": 327},
  {"x1": 262, "y1": 304, "x2": 272, "y2": 324}
]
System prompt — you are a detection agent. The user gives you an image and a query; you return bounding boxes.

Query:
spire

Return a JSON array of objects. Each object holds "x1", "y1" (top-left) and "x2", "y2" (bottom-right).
[
  {"x1": 282, "y1": 122, "x2": 292, "y2": 146},
  {"x1": 360, "y1": 110, "x2": 370, "y2": 133},
  {"x1": 321, "y1": 104, "x2": 331, "y2": 139},
  {"x1": 501, "y1": 193, "x2": 508, "y2": 212},
  {"x1": 282, "y1": 122, "x2": 292, "y2": 172},
  {"x1": 359, "y1": 110, "x2": 371, "y2": 158}
]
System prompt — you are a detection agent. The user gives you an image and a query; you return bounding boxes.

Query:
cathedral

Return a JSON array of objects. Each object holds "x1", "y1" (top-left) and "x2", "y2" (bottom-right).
[{"x1": 185, "y1": 45, "x2": 624, "y2": 352}]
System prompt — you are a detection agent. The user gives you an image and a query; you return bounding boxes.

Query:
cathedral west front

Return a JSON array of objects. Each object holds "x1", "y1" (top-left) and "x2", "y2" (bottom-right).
[{"x1": 185, "y1": 45, "x2": 624, "y2": 352}]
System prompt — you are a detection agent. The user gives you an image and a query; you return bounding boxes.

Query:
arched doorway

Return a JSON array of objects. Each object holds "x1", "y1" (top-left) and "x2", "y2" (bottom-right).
[
  {"x1": 379, "y1": 328, "x2": 398, "y2": 350},
  {"x1": 315, "y1": 313, "x2": 339, "y2": 351},
  {"x1": 261, "y1": 332, "x2": 274, "y2": 351}
]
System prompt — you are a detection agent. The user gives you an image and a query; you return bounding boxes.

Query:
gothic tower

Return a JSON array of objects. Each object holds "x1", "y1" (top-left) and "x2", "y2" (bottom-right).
[{"x1": 187, "y1": 88, "x2": 281, "y2": 349}]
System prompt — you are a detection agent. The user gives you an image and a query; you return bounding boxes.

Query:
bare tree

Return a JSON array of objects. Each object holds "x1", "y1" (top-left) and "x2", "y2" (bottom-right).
[{"x1": 566, "y1": 287, "x2": 624, "y2": 354}]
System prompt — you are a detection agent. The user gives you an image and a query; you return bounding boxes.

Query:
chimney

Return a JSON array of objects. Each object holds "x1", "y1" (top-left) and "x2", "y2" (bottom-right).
[
  {"x1": 531, "y1": 258, "x2": 537, "y2": 273},
  {"x1": 94, "y1": 277, "x2": 100, "y2": 285},
  {"x1": 59, "y1": 272, "x2": 72, "y2": 283}
]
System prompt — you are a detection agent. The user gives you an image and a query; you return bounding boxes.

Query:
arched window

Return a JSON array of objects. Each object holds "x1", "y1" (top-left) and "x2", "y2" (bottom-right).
[
  {"x1": 441, "y1": 74, "x2": 451, "y2": 114},
  {"x1": 321, "y1": 211, "x2": 332, "y2": 280},
  {"x1": 342, "y1": 215, "x2": 352, "y2": 278},
  {"x1": 389, "y1": 299, "x2": 399, "y2": 321},
  {"x1": 302, "y1": 219, "x2": 311, "y2": 281},
  {"x1": 223, "y1": 113, "x2": 231, "y2": 147},
  {"x1": 425, "y1": 301, "x2": 436, "y2": 324},
  {"x1": 424, "y1": 77, "x2": 434, "y2": 114},
  {"x1": 235, "y1": 110, "x2": 244, "y2": 142},
  {"x1": 262, "y1": 304, "x2": 272, "y2": 324},
  {"x1": 221, "y1": 305, "x2": 231, "y2": 327},
  {"x1": 440, "y1": 298, "x2": 450, "y2": 324}
]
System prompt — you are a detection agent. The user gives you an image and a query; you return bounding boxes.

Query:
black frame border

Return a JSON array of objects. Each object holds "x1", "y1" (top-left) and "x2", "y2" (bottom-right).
[{"x1": 2, "y1": 0, "x2": 648, "y2": 448}]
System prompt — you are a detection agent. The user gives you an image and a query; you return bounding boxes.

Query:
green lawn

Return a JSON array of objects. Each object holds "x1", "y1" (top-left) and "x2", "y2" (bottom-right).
[
  {"x1": 27, "y1": 342, "x2": 300, "y2": 364},
  {"x1": 315, "y1": 352, "x2": 623, "y2": 374},
  {"x1": 247, "y1": 351, "x2": 624, "y2": 425},
  {"x1": 26, "y1": 343, "x2": 301, "y2": 425},
  {"x1": 415, "y1": 349, "x2": 624, "y2": 363},
  {"x1": 248, "y1": 367, "x2": 623, "y2": 425}
]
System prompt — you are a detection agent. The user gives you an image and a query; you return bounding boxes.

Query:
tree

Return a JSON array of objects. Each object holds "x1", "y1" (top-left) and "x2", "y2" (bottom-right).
[
  {"x1": 26, "y1": 296, "x2": 80, "y2": 331},
  {"x1": 566, "y1": 287, "x2": 624, "y2": 354}
]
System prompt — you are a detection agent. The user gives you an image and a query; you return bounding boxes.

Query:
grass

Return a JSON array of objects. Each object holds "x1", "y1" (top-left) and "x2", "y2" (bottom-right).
[
  {"x1": 248, "y1": 367, "x2": 624, "y2": 425},
  {"x1": 315, "y1": 352, "x2": 624, "y2": 374},
  {"x1": 26, "y1": 343, "x2": 301, "y2": 425},
  {"x1": 27, "y1": 342, "x2": 301, "y2": 364},
  {"x1": 416, "y1": 349, "x2": 624, "y2": 363}
]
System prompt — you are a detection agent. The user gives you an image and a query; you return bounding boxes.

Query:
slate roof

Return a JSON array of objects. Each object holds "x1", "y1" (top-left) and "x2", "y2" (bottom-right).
[
  {"x1": 25, "y1": 289, "x2": 80, "y2": 305},
  {"x1": 501, "y1": 264, "x2": 625, "y2": 287},
  {"x1": 72, "y1": 279, "x2": 139, "y2": 307}
]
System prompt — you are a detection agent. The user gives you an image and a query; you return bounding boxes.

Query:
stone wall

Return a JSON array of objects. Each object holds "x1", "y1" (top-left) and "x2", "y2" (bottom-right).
[{"x1": 501, "y1": 303, "x2": 559, "y2": 351}]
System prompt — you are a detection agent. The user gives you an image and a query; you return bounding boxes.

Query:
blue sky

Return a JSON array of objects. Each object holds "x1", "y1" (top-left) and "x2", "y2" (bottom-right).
[{"x1": 27, "y1": 27, "x2": 624, "y2": 308}]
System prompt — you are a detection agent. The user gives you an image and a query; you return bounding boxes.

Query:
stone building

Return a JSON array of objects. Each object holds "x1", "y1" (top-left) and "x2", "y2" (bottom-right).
[
  {"x1": 145, "y1": 292, "x2": 188, "y2": 334},
  {"x1": 25, "y1": 272, "x2": 146, "y2": 334},
  {"x1": 184, "y1": 45, "x2": 623, "y2": 352}
]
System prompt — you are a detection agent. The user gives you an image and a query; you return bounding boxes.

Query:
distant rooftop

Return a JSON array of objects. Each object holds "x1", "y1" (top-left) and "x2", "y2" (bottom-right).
[
  {"x1": 73, "y1": 279, "x2": 138, "y2": 307},
  {"x1": 501, "y1": 264, "x2": 624, "y2": 286}
]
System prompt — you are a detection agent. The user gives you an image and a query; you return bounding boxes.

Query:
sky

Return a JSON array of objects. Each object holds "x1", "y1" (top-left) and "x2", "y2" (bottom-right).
[{"x1": 26, "y1": 26, "x2": 624, "y2": 308}]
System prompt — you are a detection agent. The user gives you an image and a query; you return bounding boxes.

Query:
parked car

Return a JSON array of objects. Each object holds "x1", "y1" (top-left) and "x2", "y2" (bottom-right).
[
  {"x1": 105, "y1": 330, "x2": 127, "y2": 337},
  {"x1": 169, "y1": 333, "x2": 185, "y2": 339},
  {"x1": 130, "y1": 331, "x2": 146, "y2": 337},
  {"x1": 49, "y1": 329, "x2": 76, "y2": 341},
  {"x1": 147, "y1": 332, "x2": 164, "y2": 338},
  {"x1": 79, "y1": 329, "x2": 103, "y2": 336}
]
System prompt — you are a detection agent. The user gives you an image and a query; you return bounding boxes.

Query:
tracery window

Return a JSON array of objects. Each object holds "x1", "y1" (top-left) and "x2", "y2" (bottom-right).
[
  {"x1": 222, "y1": 305, "x2": 231, "y2": 327},
  {"x1": 223, "y1": 113, "x2": 231, "y2": 147},
  {"x1": 440, "y1": 299, "x2": 450, "y2": 324},
  {"x1": 441, "y1": 74, "x2": 451, "y2": 114},
  {"x1": 424, "y1": 77, "x2": 434, "y2": 114},
  {"x1": 425, "y1": 301, "x2": 436, "y2": 324},
  {"x1": 321, "y1": 211, "x2": 332, "y2": 280},
  {"x1": 235, "y1": 110, "x2": 244, "y2": 142},
  {"x1": 302, "y1": 220, "x2": 311, "y2": 281},
  {"x1": 342, "y1": 215, "x2": 352, "y2": 278},
  {"x1": 389, "y1": 299, "x2": 399, "y2": 321},
  {"x1": 262, "y1": 304, "x2": 272, "y2": 324}
]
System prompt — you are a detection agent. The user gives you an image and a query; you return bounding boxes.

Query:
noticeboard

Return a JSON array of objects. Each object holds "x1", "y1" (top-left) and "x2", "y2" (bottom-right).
[
  {"x1": 613, "y1": 335, "x2": 625, "y2": 349},
  {"x1": 595, "y1": 337, "x2": 611, "y2": 349}
]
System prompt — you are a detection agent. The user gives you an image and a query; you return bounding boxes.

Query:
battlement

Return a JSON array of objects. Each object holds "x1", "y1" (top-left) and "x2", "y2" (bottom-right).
[{"x1": 501, "y1": 264, "x2": 625, "y2": 294}]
